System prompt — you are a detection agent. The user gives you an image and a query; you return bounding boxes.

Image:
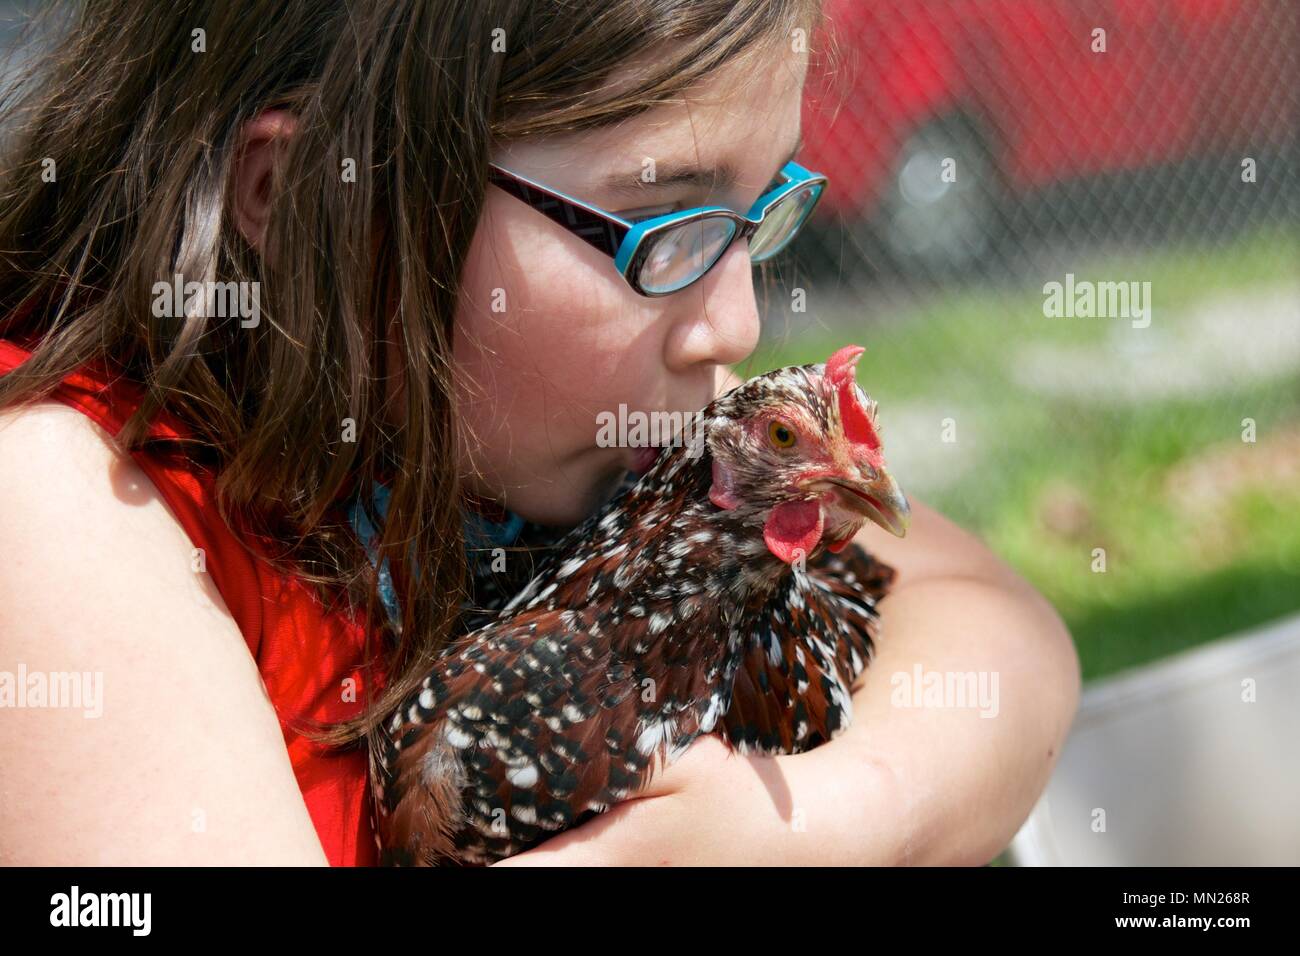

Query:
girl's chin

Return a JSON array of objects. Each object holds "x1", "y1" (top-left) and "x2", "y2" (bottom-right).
[
  {"x1": 573, "y1": 457, "x2": 641, "y2": 519},
  {"x1": 501, "y1": 463, "x2": 625, "y2": 528}
]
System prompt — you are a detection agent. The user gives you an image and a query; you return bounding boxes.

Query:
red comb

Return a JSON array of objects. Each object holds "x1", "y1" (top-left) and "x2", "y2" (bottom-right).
[
  {"x1": 825, "y1": 344, "x2": 865, "y2": 387},
  {"x1": 825, "y1": 344, "x2": 879, "y2": 450}
]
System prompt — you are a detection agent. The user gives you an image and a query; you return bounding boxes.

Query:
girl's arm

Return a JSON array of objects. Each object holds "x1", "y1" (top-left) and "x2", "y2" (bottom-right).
[
  {"x1": 813, "y1": 497, "x2": 1080, "y2": 865},
  {"x1": 498, "y1": 370, "x2": 1080, "y2": 866},
  {"x1": 0, "y1": 402, "x2": 330, "y2": 865}
]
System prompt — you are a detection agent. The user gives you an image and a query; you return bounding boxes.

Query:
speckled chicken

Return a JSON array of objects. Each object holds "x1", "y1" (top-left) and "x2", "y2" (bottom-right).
[{"x1": 372, "y1": 344, "x2": 910, "y2": 865}]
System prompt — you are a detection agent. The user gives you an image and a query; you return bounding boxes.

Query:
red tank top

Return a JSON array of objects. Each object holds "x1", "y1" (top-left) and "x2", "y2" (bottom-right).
[{"x1": 0, "y1": 336, "x2": 384, "y2": 866}]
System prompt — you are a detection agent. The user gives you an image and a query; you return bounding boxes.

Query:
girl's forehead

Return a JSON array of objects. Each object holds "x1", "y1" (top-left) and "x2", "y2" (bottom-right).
[{"x1": 492, "y1": 45, "x2": 807, "y2": 197}]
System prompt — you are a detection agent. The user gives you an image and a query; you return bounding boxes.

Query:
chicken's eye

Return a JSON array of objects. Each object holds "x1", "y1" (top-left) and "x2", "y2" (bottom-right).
[{"x1": 768, "y1": 420, "x2": 797, "y2": 449}]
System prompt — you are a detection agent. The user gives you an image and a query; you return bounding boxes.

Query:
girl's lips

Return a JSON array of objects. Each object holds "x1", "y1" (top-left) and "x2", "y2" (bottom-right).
[{"x1": 630, "y1": 446, "x2": 661, "y2": 475}]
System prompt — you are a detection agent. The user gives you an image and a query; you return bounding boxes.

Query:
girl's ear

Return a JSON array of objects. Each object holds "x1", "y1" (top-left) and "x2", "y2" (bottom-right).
[{"x1": 231, "y1": 110, "x2": 301, "y2": 251}]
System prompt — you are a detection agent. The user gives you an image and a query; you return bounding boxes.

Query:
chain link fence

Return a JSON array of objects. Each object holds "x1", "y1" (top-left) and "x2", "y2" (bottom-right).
[
  {"x1": 756, "y1": 0, "x2": 1300, "y2": 677},
  {"x1": 3, "y1": 1, "x2": 1297, "y2": 679}
]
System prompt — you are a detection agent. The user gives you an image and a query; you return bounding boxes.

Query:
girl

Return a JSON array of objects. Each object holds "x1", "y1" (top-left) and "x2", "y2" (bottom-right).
[{"x1": 0, "y1": 0, "x2": 1078, "y2": 865}]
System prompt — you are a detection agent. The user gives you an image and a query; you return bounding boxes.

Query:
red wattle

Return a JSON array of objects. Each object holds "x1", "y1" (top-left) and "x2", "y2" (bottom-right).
[
  {"x1": 826, "y1": 531, "x2": 856, "y2": 553},
  {"x1": 763, "y1": 499, "x2": 824, "y2": 565}
]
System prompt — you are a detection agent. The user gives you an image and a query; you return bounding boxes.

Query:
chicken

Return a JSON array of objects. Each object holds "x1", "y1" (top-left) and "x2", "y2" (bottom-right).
[{"x1": 372, "y1": 344, "x2": 910, "y2": 865}]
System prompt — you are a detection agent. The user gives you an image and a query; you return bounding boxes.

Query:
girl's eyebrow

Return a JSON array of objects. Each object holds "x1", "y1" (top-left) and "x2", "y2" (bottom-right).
[{"x1": 598, "y1": 132, "x2": 803, "y2": 199}]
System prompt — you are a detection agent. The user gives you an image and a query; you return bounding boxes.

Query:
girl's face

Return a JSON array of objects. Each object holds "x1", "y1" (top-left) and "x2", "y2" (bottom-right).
[{"x1": 453, "y1": 42, "x2": 810, "y2": 525}]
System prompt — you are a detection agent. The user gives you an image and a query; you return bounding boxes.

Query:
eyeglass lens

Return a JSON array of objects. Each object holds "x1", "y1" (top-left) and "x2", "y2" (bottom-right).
[{"x1": 635, "y1": 181, "x2": 822, "y2": 294}]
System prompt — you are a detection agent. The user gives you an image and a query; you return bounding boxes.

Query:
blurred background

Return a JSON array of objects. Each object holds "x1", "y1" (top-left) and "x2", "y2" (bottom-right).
[
  {"x1": 752, "y1": 0, "x2": 1299, "y2": 865},
  {"x1": 3, "y1": 0, "x2": 1297, "y2": 864},
  {"x1": 753, "y1": 0, "x2": 1299, "y2": 681}
]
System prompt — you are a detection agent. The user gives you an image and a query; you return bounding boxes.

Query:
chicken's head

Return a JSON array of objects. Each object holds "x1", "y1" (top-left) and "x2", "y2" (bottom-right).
[{"x1": 705, "y1": 344, "x2": 910, "y2": 566}]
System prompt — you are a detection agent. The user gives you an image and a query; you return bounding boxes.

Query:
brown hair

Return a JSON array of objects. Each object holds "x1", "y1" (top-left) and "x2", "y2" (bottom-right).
[{"x1": 0, "y1": 0, "x2": 829, "y2": 752}]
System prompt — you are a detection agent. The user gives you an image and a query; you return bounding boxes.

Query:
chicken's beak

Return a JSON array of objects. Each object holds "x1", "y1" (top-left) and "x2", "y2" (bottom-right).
[{"x1": 828, "y1": 469, "x2": 911, "y2": 538}]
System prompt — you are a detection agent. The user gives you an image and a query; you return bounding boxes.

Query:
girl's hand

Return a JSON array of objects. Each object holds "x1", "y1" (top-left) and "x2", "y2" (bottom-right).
[{"x1": 492, "y1": 731, "x2": 905, "y2": 866}]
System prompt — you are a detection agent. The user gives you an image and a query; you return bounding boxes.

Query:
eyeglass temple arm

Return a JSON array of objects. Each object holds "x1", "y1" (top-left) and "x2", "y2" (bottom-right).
[{"x1": 487, "y1": 166, "x2": 631, "y2": 259}]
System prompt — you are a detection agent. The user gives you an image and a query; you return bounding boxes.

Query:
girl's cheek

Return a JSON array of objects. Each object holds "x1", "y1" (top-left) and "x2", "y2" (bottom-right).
[{"x1": 454, "y1": 199, "x2": 669, "y2": 478}]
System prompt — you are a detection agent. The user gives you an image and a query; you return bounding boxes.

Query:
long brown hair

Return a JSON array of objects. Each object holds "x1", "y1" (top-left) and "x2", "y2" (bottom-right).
[{"x1": 0, "y1": 0, "x2": 830, "y2": 751}]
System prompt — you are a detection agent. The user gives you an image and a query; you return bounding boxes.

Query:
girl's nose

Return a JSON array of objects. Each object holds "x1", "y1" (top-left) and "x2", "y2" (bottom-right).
[{"x1": 663, "y1": 242, "x2": 762, "y2": 372}]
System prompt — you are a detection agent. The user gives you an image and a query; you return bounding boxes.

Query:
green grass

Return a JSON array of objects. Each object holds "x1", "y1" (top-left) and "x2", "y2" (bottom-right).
[{"x1": 755, "y1": 226, "x2": 1300, "y2": 681}]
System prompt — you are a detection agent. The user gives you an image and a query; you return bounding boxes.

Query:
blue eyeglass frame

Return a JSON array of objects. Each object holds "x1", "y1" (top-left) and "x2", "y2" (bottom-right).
[{"x1": 486, "y1": 159, "x2": 828, "y2": 297}]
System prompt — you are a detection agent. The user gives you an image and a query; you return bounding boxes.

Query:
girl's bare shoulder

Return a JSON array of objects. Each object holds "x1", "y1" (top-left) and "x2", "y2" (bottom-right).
[
  {"x1": 0, "y1": 398, "x2": 194, "y2": 570},
  {"x1": 0, "y1": 399, "x2": 328, "y2": 864},
  {"x1": 0, "y1": 397, "x2": 150, "y2": 501}
]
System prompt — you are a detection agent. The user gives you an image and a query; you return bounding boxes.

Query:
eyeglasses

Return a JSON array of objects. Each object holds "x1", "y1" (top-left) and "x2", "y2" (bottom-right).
[{"x1": 486, "y1": 159, "x2": 827, "y2": 296}]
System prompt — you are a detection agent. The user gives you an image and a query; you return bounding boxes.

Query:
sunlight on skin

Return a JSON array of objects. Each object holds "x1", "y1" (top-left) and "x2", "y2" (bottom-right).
[{"x1": 451, "y1": 37, "x2": 808, "y2": 526}]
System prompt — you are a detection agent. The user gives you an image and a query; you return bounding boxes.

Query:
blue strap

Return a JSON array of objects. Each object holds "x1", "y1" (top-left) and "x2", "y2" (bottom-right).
[
  {"x1": 463, "y1": 507, "x2": 526, "y2": 551},
  {"x1": 347, "y1": 480, "x2": 525, "y2": 630}
]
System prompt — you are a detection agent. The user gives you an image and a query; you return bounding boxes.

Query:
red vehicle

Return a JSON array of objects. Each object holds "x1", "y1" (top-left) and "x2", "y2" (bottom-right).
[{"x1": 801, "y1": 0, "x2": 1298, "y2": 269}]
